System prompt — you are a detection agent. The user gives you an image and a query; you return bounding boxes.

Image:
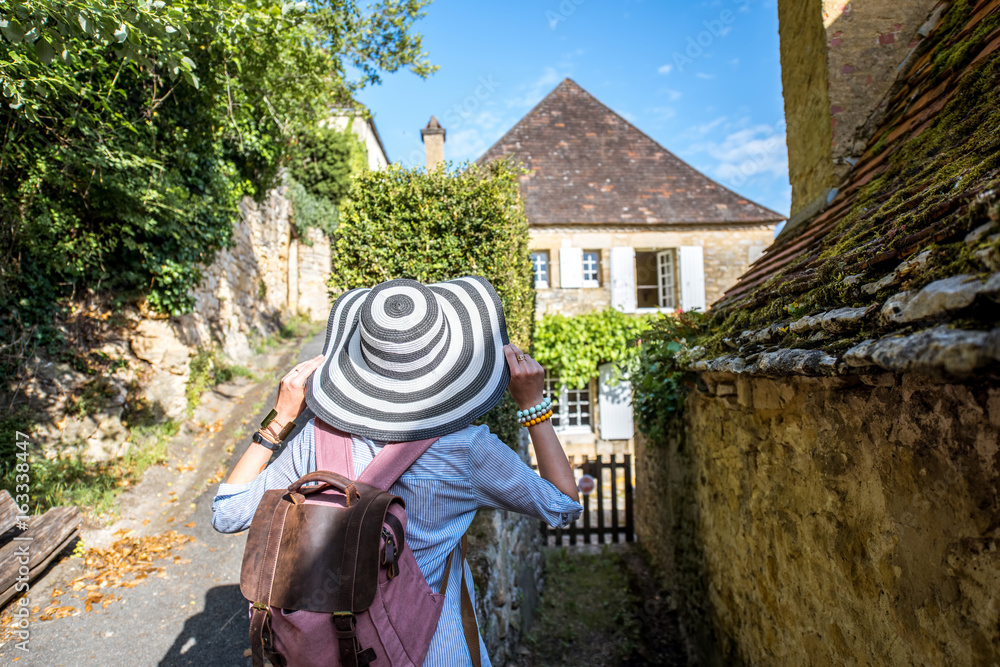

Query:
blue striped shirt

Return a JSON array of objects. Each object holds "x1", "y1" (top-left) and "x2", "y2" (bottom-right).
[{"x1": 211, "y1": 421, "x2": 583, "y2": 666}]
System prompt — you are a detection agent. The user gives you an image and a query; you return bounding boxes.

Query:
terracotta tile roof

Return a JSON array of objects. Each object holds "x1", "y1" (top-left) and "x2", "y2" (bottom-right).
[
  {"x1": 477, "y1": 78, "x2": 784, "y2": 226},
  {"x1": 715, "y1": 0, "x2": 1000, "y2": 315}
]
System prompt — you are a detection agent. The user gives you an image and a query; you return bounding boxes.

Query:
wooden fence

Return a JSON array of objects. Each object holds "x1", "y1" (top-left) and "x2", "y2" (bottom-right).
[{"x1": 541, "y1": 454, "x2": 635, "y2": 546}]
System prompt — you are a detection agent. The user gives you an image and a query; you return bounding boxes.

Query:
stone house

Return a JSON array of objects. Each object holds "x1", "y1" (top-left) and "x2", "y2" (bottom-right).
[
  {"x1": 475, "y1": 78, "x2": 784, "y2": 457},
  {"x1": 635, "y1": 1, "x2": 1000, "y2": 664}
]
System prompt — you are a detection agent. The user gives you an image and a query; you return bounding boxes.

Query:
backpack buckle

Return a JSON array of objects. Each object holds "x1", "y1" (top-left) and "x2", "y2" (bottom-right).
[{"x1": 381, "y1": 528, "x2": 399, "y2": 579}]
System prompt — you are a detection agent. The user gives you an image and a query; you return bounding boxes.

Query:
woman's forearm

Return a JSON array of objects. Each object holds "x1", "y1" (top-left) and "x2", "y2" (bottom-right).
[
  {"x1": 529, "y1": 421, "x2": 580, "y2": 502},
  {"x1": 224, "y1": 441, "x2": 275, "y2": 485}
]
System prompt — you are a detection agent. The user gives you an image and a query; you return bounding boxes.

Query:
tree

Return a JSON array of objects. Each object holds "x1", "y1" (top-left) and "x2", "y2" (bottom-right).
[{"x1": 0, "y1": 0, "x2": 436, "y2": 326}]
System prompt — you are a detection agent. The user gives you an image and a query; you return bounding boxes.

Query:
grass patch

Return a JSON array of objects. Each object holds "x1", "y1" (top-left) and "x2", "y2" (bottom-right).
[
  {"x1": 11, "y1": 418, "x2": 178, "y2": 522},
  {"x1": 186, "y1": 347, "x2": 258, "y2": 416},
  {"x1": 523, "y1": 547, "x2": 640, "y2": 666}
]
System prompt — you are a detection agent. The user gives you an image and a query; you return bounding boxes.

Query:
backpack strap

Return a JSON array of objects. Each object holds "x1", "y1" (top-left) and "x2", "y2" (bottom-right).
[
  {"x1": 313, "y1": 419, "x2": 479, "y2": 666},
  {"x1": 437, "y1": 536, "x2": 482, "y2": 667},
  {"x1": 313, "y1": 418, "x2": 439, "y2": 492}
]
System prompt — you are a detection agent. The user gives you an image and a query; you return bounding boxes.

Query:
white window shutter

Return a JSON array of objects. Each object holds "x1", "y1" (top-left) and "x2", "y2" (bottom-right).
[
  {"x1": 559, "y1": 247, "x2": 583, "y2": 288},
  {"x1": 609, "y1": 247, "x2": 636, "y2": 313},
  {"x1": 678, "y1": 246, "x2": 706, "y2": 312},
  {"x1": 598, "y1": 363, "x2": 634, "y2": 440}
]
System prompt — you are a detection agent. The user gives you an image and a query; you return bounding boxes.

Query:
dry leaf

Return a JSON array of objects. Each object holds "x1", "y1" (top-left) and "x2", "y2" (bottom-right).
[
  {"x1": 142, "y1": 519, "x2": 150, "y2": 525},
  {"x1": 166, "y1": 517, "x2": 175, "y2": 523},
  {"x1": 51, "y1": 588, "x2": 64, "y2": 598},
  {"x1": 184, "y1": 522, "x2": 196, "y2": 528}
]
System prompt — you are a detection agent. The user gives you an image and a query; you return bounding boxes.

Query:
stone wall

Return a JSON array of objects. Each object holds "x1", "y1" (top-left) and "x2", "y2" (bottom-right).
[
  {"x1": 530, "y1": 225, "x2": 775, "y2": 316},
  {"x1": 467, "y1": 431, "x2": 545, "y2": 665},
  {"x1": 778, "y1": 0, "x2": 941, "y2": 216},
  {"x1": 29, "y1": 186, "x2": 333, "y2": 461},
  {"x1": 636, "y1": 372, "x2": 1000, "y2": 665}
]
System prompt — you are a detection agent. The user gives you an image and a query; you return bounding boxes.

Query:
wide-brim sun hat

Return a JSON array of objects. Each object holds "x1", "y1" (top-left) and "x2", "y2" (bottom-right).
[{"x1": 306, "y1": 276, "x2": 510, "y2": 441}]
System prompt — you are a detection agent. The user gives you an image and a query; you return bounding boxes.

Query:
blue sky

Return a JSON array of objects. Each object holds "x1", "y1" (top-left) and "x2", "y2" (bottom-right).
[{"x1": 355, "y1": 0, "x2": 790, "y2": 216}]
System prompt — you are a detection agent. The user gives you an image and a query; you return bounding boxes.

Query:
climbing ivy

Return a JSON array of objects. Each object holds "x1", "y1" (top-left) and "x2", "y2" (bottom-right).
[
  {"x1": 631, "y1": 311, "x2": 706, "y2": 443},
  {"x1": 532, "y1": 309, "x2": 660, "y2": 389},
  {"x1": 287, "y1": 119, "x2": 369, "y2": 243}
]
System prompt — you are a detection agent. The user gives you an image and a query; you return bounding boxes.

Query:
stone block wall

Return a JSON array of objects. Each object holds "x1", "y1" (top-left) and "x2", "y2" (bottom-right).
[
  {"x1": 530, "y1": 225, "x2": 775, "y2": 316},
  {"x1": 778, "y1": 0, "x2": 941, "y2": 215},
  {"x1": 29, "y1": 185, "x2": 334, "y2": 461},
  {"x1": 636, "y1": 372, "x2": 1000, "y2": 665}
]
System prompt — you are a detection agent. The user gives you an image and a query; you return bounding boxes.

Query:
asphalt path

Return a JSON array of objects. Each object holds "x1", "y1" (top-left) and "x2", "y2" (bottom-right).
[{"x1": 1, "y1": 331, "x2": 325, "y2": 667}]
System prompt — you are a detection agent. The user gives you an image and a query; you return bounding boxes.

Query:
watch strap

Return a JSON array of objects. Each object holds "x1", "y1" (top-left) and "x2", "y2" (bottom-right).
[{"x1": 253, "y1": 430, "x2": 280, "y2": 451}]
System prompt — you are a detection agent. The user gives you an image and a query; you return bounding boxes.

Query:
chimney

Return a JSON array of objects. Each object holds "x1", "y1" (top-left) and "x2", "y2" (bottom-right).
[{"x1": 421, "y1": 116, "x2": 446, "y2": 170}]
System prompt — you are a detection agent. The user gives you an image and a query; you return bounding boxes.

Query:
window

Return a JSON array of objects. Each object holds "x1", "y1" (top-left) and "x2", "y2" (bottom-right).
[
  {"x1": 545, "y1": 372, "x2": 592, "y2": 432},
  {"x1": 530, "y1": 251, "x2": 550, "y2": 288},
  {"x1": 635, "y1": 249, "x2": 676, "y2": 309},
  {"x1": 582, "y1": 250, "x2": 600, "y2": 287}
]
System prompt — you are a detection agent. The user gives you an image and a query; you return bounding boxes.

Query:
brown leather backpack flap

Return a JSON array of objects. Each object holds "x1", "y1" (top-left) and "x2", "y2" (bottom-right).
[
  {"x1": 268, "y1": 500, "x2": 355, "y2": 611},
  {"x1": 267, "y1": 489, "x2": 404, "y2": 613},
  {"x1": 240, "y1": 488, "x2": 289, "y2": 601}
]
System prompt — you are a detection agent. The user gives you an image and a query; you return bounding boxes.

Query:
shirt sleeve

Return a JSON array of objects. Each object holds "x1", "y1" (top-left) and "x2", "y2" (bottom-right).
[
  {"x1": 210, "y1": 419, "x2": 316, "y2": 533},
  {"x1": 467, "y1": 425, "x2": 583, "y2": 528}
]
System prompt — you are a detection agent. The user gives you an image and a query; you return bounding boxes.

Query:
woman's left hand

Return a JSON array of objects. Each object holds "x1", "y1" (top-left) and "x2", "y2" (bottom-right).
[
  {"x1": 503, "y1": 344, "x2": 545, "y2": 409},
  {"x1": 272, "y1": 354, "x2": 326, "y2": 428}
]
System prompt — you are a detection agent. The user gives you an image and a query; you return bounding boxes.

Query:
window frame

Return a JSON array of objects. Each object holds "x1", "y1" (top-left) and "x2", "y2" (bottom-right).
[
  {"x1": 581, "y1": 250, "x2": 601, "y2": 288},
  {"x1": 530, "y1": 250, "x2": 550, "y2": 289},
  {"x1": 544, "y1": 372, "x2": 593, "y2": 434},
  {"x1": 634, "y1": 248, "x2": 678, "y2": 312}
]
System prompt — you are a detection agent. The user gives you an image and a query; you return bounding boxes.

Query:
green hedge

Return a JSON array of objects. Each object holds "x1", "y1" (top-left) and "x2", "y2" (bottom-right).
[
  {"x1": 330, "y1": 160, "x2": 534, "y2": 446},
  {"x1": 533, "y1": 309, "x2": 659, "y2": 390}
]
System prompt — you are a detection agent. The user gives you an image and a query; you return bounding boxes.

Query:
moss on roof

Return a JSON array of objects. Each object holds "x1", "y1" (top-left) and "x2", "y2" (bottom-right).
[{"x1": 699, "y1": 0, "x2": 1000, "y2": 359}]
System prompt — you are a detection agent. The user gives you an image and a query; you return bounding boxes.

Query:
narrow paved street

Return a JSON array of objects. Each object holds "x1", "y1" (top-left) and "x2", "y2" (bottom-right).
[{"x1": 0, "y1": 332, "x2": 325, "y2": 667}]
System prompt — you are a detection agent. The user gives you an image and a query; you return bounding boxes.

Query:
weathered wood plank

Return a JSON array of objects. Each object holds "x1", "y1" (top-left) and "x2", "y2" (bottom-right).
[
  {"x1": 0, "y1": 506, "x2": 81, "y2": 597},
  {"x1": 0, "y1": 490, "x2": 21, "y2": 537},
  {"x1": 0, "y1": 530, "x2": 79, "y2": 608}
]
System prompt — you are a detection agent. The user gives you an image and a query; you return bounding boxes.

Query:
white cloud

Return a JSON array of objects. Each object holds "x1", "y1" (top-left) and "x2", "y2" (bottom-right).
[
  {"x1": 657, "y1": 64, "x2": 674, "y2": 75},
  {"x1": 683, "y1": 115, "x2": 727, "y2": 140},
  {"x1": 506, "y1": 67, "x2": 564, "y2": 109},
  {"x1": 446, "y1": 127, "x2": 492, "y2": 163},
  {"x1": 662, "y1": 89, "x2": 682, "y2": 101},
  {"x1": 647, "y1": 106, "x2": 677, "y2": 123},
  {"x1": 687, "y1": 122, "x2": 789, "y2": 189},
  {"x1": 620, "y1": 110, "x2": 639, "y2": 123},
  {"x1": 695, "y1": 72, "x2": 716, "y2": 80}
]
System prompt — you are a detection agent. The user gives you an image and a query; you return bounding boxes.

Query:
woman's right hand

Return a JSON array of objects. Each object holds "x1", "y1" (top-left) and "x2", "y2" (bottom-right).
[{"x1": 271, "y1": 354, "x2": 326, "y2": 430}]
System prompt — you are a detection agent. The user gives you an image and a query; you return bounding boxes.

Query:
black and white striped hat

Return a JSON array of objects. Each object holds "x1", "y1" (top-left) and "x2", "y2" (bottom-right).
[{"x1": 306, "y1": 276, "x2": 510, "y2": 441}]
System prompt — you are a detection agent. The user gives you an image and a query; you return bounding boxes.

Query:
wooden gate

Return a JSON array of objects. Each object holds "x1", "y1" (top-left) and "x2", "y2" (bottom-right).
[{"x1": 541, "y1": 454, "x2": 635, "y2": 545}]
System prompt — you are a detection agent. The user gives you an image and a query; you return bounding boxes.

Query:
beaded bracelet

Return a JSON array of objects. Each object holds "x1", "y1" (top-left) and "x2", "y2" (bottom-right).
[
  {"x1": 521, "y1": 409, "x2": 553, "y2": 427},
  {"x1": 517, "y1": 397, "x2": 553, "y2": 426}
]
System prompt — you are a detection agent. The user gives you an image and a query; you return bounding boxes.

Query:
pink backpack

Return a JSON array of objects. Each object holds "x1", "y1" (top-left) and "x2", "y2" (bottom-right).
[{"x1": 240, "y1": 418, "x2": 481, "y2": 667}]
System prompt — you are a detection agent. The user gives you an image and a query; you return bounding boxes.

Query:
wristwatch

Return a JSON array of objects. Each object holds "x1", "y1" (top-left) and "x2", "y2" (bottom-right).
[{"x1": 252, "y1": 430, "x2": 281, "y2": 451}]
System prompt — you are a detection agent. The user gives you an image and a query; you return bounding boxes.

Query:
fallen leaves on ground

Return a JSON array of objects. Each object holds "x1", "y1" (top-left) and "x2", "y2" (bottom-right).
[
  {"x1": 80, "y1": 529, "x2": 196, "y2": 590},
  {"x1": 202, "y1": 464, "x2": 227, "y2": 489},
  {"x1": 0, "y1": 528, "x2": 199, "y2": 640}
]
